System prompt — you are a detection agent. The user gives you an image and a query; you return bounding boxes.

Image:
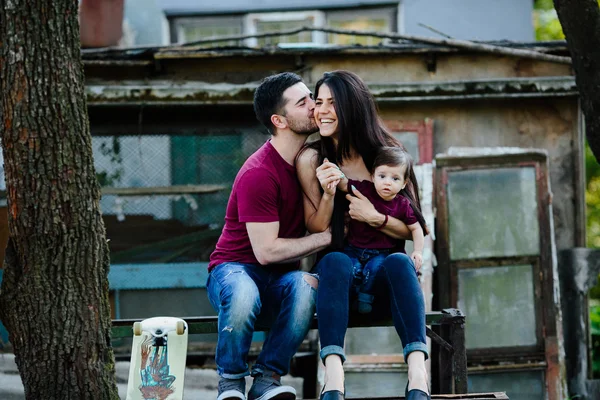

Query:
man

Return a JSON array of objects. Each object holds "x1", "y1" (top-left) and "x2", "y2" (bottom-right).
[{"x1": 208, "y1": 72, "x2": 331, "y2": 400}]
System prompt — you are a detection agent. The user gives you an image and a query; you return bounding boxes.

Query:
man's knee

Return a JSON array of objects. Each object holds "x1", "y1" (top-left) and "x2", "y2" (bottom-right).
[
  {"x1": 303, "y1": 274, "x2": 318, "y2": 290},
  {"x1": 287, "y1": 272, "x2": 318, "y2": 312},
  {"x1": 218, "y1": 272, "x2": 262, "y2": 318}
]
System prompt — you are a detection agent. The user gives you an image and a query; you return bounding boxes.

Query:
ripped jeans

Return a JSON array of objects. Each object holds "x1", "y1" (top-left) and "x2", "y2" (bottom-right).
[{"x1": 207, "y1": 262, "x2": 317, "y2": 379}]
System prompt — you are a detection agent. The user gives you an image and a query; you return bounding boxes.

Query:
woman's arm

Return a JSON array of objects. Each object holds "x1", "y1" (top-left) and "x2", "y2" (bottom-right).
[
  {"x1": 345, "y1": 187, "x2": 412, "y2": 240},
  {"x1": 297, "y1": 149, "x2": 343, "y2": 233}
]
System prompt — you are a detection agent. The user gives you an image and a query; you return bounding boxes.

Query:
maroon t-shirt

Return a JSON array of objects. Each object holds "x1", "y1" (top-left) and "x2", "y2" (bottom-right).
[
  {"x1": 347, "y1": 179, "x2": 417, "y2": 251},
  {"x1": 208, "y1": 141, "x2": 305, "y2": 271}
]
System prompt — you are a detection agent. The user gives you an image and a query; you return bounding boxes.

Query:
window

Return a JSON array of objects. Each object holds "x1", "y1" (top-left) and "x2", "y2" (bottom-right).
[
  {"x1": 170, "y1": 6, "x2": 398, "y2": 48},
  {"x1": 173, "y1": 16, "x2": 243, "y2": 46},
  {"x1": 438, "y1": 162, "x2": 545, "y2": 355},
  {"x1": 327, "y1": 7, "x2": 396, "y2": 45},
  {"x1": 245, "y1": 11, "x2": 326, "y2": 47},
  {"x1": 434, "y1": 149, "x2": 561, "y2": 398},
  {"x1": 383, "y1": 119, "x2": 434, "y2": 165},
  {"x1": 447, "y1": 167, "x2": 540, "y2": 259}
]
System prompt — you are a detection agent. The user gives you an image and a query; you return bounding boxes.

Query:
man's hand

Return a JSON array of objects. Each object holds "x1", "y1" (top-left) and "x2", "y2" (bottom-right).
[
  {"x1": 411, "y1": 251, "x2": 423, "y2": 272},
  {"x1": 345, "y1": 186, "x2": 381, "y2": 226}
]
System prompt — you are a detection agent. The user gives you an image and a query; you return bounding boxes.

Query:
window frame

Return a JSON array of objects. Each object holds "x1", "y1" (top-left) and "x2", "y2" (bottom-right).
[
  {"x1": 435, "y1": 152, "x2": 554, "y2": 365},
  {"x1": 244, "y1": 11, "x2": 326, "y2": 47},
  {"x1": 325, "y1": 6, "x2": 396, "y2": 45},
  {"x1": 383, "y1": 118, "x2": 434, "y2": 165},
  {"x1": 171, "y1": 16, "x2": 244, "y2": 45}
]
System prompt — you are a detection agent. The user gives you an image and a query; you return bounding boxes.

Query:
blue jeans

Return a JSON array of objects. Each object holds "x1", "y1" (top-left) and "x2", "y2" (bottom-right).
[
  {"x1": 207, "y1": 262, "x2": 317, "y2": 379},
  {"x1": 344, "y1": 245, "x2": 390, "y2": 313},
  {"x1": 313, "y1": 252, "x2": 428, "y2": 363}
]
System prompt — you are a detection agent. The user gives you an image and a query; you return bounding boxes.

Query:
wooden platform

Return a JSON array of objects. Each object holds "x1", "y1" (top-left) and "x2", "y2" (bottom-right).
[{"x1": 306, "y1": 394, "x2": 508, "y2": 400}]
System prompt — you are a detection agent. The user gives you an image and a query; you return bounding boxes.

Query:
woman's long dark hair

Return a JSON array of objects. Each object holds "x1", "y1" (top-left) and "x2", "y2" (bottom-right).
[{"x1": 298, "y1": 70, "x2": 425, "y2": 249}]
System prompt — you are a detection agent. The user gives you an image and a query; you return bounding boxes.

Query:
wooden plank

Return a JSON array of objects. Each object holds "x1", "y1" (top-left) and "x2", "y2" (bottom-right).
[
  {"x1": 101, "y1": 184, "x2": 227, "y2": 196},
  {"x1": 302, "y1": 393, "x2": 509, "y2": 400},
  {"x1": 111, "y1": 309, "x2": 466, "y2": 338}
]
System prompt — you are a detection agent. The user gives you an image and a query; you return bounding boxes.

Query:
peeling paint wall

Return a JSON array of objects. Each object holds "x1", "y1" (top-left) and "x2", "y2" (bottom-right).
[
  {"x1": 306, "y1": 54, "x2": 573, "y2": 84},
  {"x1": 378, "y1": 97, "x2": 581, "y2": 250}
]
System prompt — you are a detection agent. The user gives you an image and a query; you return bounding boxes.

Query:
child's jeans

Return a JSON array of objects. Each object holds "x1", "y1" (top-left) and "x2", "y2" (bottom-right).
[{"x1": 344, "y1": 244, "x2": 391, "y2": 313}]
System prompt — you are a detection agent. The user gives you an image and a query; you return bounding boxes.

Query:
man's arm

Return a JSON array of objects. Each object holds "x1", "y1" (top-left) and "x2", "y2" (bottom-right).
[{"x1": 247, "y1": 221, "x2": 331, "y2": 265}]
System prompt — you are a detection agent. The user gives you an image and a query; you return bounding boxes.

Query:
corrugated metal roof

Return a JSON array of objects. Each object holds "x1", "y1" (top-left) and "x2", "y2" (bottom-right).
[
  {"x1": 81, "y1": 40, "x2": 569, "y2": 61},
  {"x1": 157, "y1": 0, "x2": 397, "y2": 16},
  {"x1": 85, "y1": 77, "x2": 578, "y2": 105}
]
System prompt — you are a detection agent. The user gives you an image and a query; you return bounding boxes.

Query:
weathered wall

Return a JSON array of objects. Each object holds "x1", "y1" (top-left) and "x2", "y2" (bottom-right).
[
  {"x1": 141, "y1": 52, "x2": 573, "y2": 85},
  {"x1": 306, "y1": 53, "x2": 573, "y2": 84},
  {"x1": 378, "y1": 97, "x2": 581, "y2": 250}
]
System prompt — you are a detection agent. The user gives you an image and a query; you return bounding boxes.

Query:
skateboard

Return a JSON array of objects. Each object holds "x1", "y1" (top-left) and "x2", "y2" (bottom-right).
[{"x1": 126, "y1": 317, "x2": 189, "y2": 400}]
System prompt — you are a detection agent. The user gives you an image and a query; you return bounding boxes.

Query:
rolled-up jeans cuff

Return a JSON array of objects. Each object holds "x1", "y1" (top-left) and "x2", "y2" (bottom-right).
[
  {"x1": 219, "y1": 370, "x2": 250, "y2": 379},
  {"x1": 403, "y1": 342, "x2": 429, "y2": 361},
  {"x1": 320, "y1": 345, "x2": 346, "y2": 364}
]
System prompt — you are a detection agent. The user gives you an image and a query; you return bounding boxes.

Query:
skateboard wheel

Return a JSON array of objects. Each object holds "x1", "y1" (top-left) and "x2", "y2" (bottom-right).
[
  {"x1": 176, "y1": 320, "x2": 185, "y2": 335},
  {"x1": 133, "y1": 322, "x2": 142, "y2": 336}
]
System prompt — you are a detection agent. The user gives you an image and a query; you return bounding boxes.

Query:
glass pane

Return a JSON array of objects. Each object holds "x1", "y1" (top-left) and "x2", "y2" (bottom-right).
[
  {"x1": 458, "y1": 265, "x2": 538, "y2": 349},
  {"x1": 447, "y1": 167, "x2": 539, "y2": 259},
  {"x1": 256, "y1": 19, "x2": 313, "y2": 46},
  {"x1": 180, "y1": 23, "x2": 242, "y2": 47},
  {"x1": 469, "y1": 370, "x2": 545, "y2": 400},
  {"x1": 328, "y1": 18, "x2": 389, "y2": 45},
  {"x1": 392, "y1": 132, "x2": 420, "y2": 164}
]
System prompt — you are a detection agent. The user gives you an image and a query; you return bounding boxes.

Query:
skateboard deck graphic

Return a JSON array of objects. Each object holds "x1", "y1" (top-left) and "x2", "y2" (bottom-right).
[{"x1": 126, "y1": 317, "x2": 188, "y2": 400}]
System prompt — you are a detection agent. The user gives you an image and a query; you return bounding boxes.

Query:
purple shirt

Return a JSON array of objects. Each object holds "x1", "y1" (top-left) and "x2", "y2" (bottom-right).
[
  {"x1": 347, "y1": 179, "x2": 417, "y2": 251},
  {"x1": 209, "y1": 141, "x2": 305, "y2": 271}
]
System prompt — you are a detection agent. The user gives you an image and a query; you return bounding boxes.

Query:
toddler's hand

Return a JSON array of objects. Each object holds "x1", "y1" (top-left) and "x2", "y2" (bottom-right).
[{"x1": 411, "y1": 251, "x2": 423, "y2": 272}]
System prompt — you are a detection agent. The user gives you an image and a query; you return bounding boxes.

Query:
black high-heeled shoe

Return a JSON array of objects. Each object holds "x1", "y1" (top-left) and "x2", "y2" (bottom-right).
[
  {"x1": 320, "y1": 382, "x2": 345, "y2": 400},
  {"x1": 405, "y1": 381, "x2": 431, "y2": 400},
  {"x1": 320, "y1": 389, "x2": 345, "y2": 400}
]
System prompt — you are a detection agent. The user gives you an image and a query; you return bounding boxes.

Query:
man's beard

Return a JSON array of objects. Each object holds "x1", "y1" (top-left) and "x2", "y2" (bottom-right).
[{"x1": 288, "y1": 116, "x2": 319, "y2": 136}]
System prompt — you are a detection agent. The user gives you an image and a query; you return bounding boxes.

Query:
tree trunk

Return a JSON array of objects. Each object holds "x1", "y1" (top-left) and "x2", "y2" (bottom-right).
[
  {"x1": 554, "y1": 0, "x2": 600, "y2": 162},
  {"x1": 0, "y1": 1, "x2": 119, "y2": 398}
]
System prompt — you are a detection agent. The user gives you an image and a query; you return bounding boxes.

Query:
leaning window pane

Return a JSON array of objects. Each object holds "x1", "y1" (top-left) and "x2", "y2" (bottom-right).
[
  {"x1": 469, "y1": 370, "x2": 545, "y2": 400},
  {"x1": 458, "y1": 265, "x2": 538, "y2": 349},
  {"x1": 447, "y1": 167, "x2": 539, "y2": 260}
]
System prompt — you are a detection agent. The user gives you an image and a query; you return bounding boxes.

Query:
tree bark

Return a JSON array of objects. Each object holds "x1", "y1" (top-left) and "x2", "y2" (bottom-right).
[
  {"x1": 554, "y1": 0, "x2": 600, "y2": 162},
  {"x1": 0, "y1": 1, "x2": 119, "y2": 398}
]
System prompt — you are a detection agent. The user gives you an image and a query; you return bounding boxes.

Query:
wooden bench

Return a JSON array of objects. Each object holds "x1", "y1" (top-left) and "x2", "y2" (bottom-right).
[{"x1": 112, "y1": 308, "x2": 467, "y2": 398}]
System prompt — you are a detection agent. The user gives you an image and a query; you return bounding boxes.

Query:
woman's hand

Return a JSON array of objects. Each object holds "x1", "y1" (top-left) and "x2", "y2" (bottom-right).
[
  {"x1": 316, "y1": 158, "x2": 344, "y2": 197},
  {"x1": 345, "y1": 186, "x2": 381, "y2": 225}
]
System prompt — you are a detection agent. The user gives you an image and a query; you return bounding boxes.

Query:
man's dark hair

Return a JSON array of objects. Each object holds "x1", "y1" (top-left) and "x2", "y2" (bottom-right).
[{"x1": 253, "y1": 72, "x2": 303, "y2": 134}]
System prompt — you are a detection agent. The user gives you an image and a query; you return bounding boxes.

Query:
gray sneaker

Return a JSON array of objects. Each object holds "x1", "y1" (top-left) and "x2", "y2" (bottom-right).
[
  {"x1": 247, "y1": 373, "x2": 296, "y2": 400},
  {"x1": 217, "y1": 377, "x2": 246, "y2": 400}
]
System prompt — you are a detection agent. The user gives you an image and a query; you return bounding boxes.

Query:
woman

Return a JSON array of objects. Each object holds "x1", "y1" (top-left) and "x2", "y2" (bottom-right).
[{"x1": 296, "y1": 70, "x2": 431, "y2": 400}]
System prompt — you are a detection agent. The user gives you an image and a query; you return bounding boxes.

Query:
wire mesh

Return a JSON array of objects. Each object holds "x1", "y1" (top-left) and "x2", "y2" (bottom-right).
[{"x1": 92, "y1": 132, "x2": 270, "y2": 263}]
